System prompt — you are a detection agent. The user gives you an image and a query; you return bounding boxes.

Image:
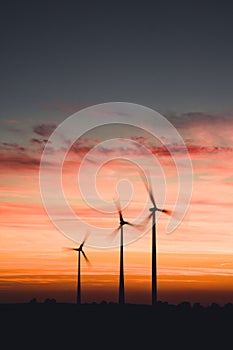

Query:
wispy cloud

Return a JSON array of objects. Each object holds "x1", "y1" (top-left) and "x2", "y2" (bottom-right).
[
  {"x1": 0, "y1": 201, "x2": 45, "y2": 216},
  {"x1": 0, "y1": 142, "x2": 41, "y2": 170},
  {"x1": 167, "y1": 112, "x2": 233, "y2": 128},
  {"x1": 68, "y1": 138, "x2": 233, "y2": 158},
  {"x1": 0, "y1": 142, "x2": 26, "y2": 151},
  {"x1": 1, "y1": 119, "x2": 21, "y2": 125},
  {"x1": 33, "y1": 123, "x2": 57, "y2": 137},
  {"x1": 30, "y1": 138, "x2": 48, "y2": 145},
  {"x1": 167, "y1": 112, "x2": 233, "y2": 148}
]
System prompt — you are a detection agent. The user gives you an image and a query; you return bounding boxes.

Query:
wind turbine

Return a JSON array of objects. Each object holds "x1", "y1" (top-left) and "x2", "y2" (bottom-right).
[
  {"x1": 143, "y1": 176, "x2": 171, "y2": 306},
  {"x1": 111, "y1": 200, "x2": 142, "y2": 305},
  {"x1": 66, "y1": 232, "x2": 91, "y2": 305}
]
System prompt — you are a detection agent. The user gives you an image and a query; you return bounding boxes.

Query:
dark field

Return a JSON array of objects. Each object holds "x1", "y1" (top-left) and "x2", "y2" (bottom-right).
[{"x1": 1, "y1": 301, "x2": 232, "y2": 348}]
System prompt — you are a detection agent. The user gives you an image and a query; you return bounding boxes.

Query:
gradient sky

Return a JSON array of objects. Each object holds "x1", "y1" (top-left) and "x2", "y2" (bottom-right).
[{"x1": 1, "y1": 0, "x2": 233, "y2": 305}]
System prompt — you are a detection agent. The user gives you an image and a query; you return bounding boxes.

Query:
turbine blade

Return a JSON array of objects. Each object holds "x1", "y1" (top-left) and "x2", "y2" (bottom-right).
[
  {"x1": 82, "y1": 230, "x2": 91, "y2": 246},
  {"x1": 113, "y1": 225, "x2": 121, "y2": 235},
  {"x1": 82, "y1": 250, "x2": 91, "y2": 265},
  {"x1": 140, "y1": 171, "x2": 156, "y2": 207},
  {"x1": 115, "y1": 198, "x2": 121, "y2": 212},
  {"x1": 114, "y1": 198, "x2": 124, "y2": 222},
  {"x1": 119, "y1": 211, "x2": 124, "y2": 222},
  {"x1": 162, "y1": 209, "x2": 172, "y2": 215},
  {"x1": 109, "y1": 225, "x2": 121, "y2": 239},
  {"x1": 125, "y1": 221, "x2": 133, "y2": 226},
  {"x1": 125, "y1": 220, "x2": 149, "y2": 232},
  {"x1": 148, "y1": 188, "x2": 156, "y2": 207},
  {"x1": 125, "y1": 221, "x2": 142, "y2": 232},
  {"x1": 137, "y1": 213, "x2": 153, "y2": 228},
  {"x1": 157, "y1": 208, "x2": 172, "y2": 216},
  {"x1": 63, "y1": 247, "x2": 78, "y2": 251}
]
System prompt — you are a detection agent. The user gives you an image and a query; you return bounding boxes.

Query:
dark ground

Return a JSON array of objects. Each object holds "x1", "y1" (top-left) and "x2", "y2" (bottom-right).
[{"x1": 1, "y1": 301, "x2": 232, "y2": 349}]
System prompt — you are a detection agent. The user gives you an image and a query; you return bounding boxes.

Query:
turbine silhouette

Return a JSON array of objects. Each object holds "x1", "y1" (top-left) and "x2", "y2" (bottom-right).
[
  {"x1": 142, "y1": 175, "x2": 171, "y2": 305},
  {"x1": 66, "y1": 232, "x2": 91, "y2": 305},
  {"x1": 111, "y1": 200, "x2": 142, "y2": 305}
]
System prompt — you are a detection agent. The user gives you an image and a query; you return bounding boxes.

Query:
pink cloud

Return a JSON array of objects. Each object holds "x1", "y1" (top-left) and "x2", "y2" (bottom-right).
[
  {"x1": 2, "y1": 119, "x2": 21, "y2": 124},
  {"x1": 167, "y1": 112, "x2": 233, "y2": 148},
  {"x1": 0, "y1": 201, "x2": 45, "y2": 216},
  {"x1": 0, "y1": 150, "x2": 41, "y2": 170}
]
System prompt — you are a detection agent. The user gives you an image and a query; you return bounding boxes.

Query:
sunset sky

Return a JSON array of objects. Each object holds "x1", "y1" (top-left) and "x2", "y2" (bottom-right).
[{"x1": 1, "y1": 1, "x2": 233, "y2": 306}]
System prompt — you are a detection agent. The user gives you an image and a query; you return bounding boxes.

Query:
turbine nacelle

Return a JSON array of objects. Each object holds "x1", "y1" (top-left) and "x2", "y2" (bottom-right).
[
  {"x1": 149, "y1": 207, "x2": 157, "y2": 212},
  {"x1": 120, "y1": 219, "x2": 129, "y2": 226},
  {"x1": 76, "y1": 247, "x2": 84, "y2": 252},
  {"x1": 149, "y1": 207, "x2": 166, "y2": 213}
]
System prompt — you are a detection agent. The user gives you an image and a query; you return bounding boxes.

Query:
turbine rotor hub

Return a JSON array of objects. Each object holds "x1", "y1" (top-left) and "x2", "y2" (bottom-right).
[
  {"x1": 149, "y1": 207, "x2": 157, "y2": 212},
  {"x1": 120, "y1": 220, "x2": 127, "y2": 226}
]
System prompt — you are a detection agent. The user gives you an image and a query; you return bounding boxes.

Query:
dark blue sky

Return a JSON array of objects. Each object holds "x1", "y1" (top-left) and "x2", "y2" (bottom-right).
[{"x1": 1, "y1": 0, "x2": 233, "y2": 122}]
